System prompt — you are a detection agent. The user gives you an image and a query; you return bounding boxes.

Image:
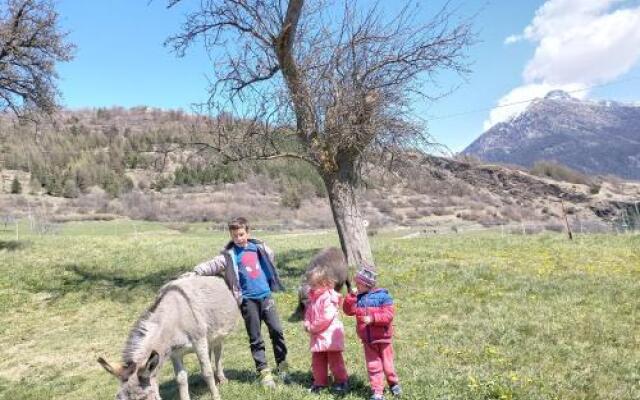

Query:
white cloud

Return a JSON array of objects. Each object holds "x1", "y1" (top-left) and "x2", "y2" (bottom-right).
[
  {"x1": 485, "y1": 0, "x2": 640, "y2": 129},
  {"x1": 524, "y1": 7, "x2": 640, "y2": 84}
]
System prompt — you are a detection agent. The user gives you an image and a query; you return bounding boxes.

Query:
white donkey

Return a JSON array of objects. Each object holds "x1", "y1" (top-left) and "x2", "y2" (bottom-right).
[{"x1": 98, "y1": 275, "x2": 239, "y2": 400}]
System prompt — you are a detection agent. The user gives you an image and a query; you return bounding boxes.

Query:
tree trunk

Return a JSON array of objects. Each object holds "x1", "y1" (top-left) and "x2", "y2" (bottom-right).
[{"x1": 323, "y1": 164, "x2": 373, "y2": 269}]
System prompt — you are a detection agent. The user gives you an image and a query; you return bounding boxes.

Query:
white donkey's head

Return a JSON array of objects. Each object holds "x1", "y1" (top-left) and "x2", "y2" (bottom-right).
[{"x1": 98, "y1": 351, "x2": 161, "y2": 400}]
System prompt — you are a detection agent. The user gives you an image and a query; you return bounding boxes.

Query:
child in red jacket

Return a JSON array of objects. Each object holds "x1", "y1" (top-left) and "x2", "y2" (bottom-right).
[{"x1": 343, "y1": 264, "x2": 401, "y2": 400}]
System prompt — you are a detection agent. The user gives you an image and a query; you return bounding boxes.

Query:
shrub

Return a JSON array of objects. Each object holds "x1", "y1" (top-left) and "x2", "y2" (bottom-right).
[
  {"x1": 151, "y1": 175, "x2": 173, "y2": 192},
  {"x1": 432, "y1": 207, "x2": 449, "y2": 216},
  {"x1": 544, "y1": 223, "x2": 564, "y2": 232},
  {"x1": 405, "y1": 210, "x2": 421, "y2": 220},
  {"x1": 174, "y1": 164, "x2": 246, "y2": 186},
  {"x1": 531, "y1": 161, "x2": 592, "y2": 185},
  {"x1": 280, "y1": 186, "x2": 302, "y2": 209},
  {"x1": 500, "y1": 205, "x2": 524, "y2": 222},
  {"x1": 62, "y1": 179, "x2": 80, "y2": 198},
  {"x1": 10, "y1": 177, "x2": 21, "y2": 194}
]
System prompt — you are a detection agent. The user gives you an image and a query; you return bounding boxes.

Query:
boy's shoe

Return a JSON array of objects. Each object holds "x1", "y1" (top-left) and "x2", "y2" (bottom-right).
[
  {"x1": 259, "y1": 368, "x2": 276, "y2": 389},
  {"x1": 390, "y1": 384, "x2": 402, "y2": 396},
  {"x1": 275, "y1": 360, "x2": 291, "y2": 384},
  {"x1": 332, "y1": 381, "x2": 349, "y2": 395},
  {"x1": 370, "y1": 394, "x2": 385, "y2": 400},
  {"x1": 308, "y1": 384, "x2": 326, "y2": 394}
]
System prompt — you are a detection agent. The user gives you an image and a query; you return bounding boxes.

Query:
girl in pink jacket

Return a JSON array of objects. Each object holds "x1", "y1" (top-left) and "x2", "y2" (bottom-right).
[{"x1": 304, "y1": 267, "x2": 349, "y2": 394}]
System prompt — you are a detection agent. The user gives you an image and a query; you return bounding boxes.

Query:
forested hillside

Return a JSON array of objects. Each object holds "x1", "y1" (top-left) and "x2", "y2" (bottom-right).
[
  {"x1": 1, "y1": 108, "x2": 639, "y2": 231},
  {"x1": 0, "y1": 107, "x2": 323, "y2": 199}
]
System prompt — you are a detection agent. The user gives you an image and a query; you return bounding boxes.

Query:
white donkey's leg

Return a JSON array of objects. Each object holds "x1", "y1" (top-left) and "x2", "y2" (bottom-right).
[
  {"x1": 194, "y1": 338, "x2": 220, "y2": 400},
  {"x1": 211, "y1": 340, "x2": 226, "y2": 384},
  {"x1": 171, "y1": 354, "x2": 191, "y2": 400}
]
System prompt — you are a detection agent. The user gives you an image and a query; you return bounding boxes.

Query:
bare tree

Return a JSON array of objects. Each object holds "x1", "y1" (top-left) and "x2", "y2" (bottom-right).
[
  {"x1": 165, "y1": 0, "x2": 474, "y2": 266},
  {"x1": 0, "y1": 0, "x2": 74, "y2": 116}
]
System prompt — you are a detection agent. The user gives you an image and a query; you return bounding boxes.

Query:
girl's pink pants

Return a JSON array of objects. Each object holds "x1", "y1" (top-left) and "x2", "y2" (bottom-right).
[{"x1": 311, "y1": 351, "x2": 348, "y2": 386}]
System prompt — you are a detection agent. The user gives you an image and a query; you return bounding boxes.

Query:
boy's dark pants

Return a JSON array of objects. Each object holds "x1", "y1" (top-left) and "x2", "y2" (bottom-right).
[{"x1": 240, "y1": 296, "x2": 287, "y2": 372}]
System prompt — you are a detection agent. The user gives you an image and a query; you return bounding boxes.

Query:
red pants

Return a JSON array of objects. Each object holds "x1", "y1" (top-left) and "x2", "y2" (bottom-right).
[
  {"x1": 311, "y1": 351, "x2": 348, "y2": 386},
  {"x1": 363, "y1": 342, "x2": 398, "y2": 395}
]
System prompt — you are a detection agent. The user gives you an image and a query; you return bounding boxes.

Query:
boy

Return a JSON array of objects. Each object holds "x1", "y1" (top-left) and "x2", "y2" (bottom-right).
[
  {"x1": 343, "y1": 264, "x2": 401, "y2": 400},
  {"x1": 189, "y1": 217, "x2": 288, "y2": 388}
]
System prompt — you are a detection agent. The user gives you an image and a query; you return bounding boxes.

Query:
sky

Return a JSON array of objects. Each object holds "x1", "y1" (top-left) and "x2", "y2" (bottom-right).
[{"x1": 56, "y1": 0, "x2": 640, "y2": 153}]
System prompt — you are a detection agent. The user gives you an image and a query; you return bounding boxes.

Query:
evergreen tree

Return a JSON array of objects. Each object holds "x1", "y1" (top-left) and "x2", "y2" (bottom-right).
[{"x1": 11, "y1": 177, "x2": 21, "y2": 194}]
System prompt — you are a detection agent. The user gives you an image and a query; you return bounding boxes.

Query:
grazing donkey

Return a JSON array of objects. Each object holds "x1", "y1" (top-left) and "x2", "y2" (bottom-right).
[
  {"x1": 292, "y1": 247, "x2": 351, "y2": 320},
  {"x1": 98, "y1": 275, "x2": 239, "y2": 400}
]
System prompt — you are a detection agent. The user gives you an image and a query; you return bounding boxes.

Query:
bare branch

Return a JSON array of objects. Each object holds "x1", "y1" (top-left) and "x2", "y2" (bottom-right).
[
  {"x1": 0, "y1": 0, "x2": 75, "y2": 117},
  {"x1": 165, "y1": 0, "x2": 475, "y2": 172}
]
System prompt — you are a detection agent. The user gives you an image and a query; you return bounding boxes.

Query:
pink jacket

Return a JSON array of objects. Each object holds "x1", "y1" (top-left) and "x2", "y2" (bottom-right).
[{"x1": 304, "y1": 287, "x2": 345, "y2": 352}]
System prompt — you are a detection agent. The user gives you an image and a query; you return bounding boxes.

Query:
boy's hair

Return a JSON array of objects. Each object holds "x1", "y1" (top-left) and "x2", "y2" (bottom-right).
[
  {"x1": 308, "y1": 267, "x2": 336, "y2": 289},
  {"x1": 228, "y1": 217, "x2": 249, "y2": 231}
]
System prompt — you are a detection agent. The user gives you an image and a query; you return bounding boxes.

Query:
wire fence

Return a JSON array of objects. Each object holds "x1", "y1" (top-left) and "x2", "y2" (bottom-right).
[{"x1": 1, "y1": 207, "x2": 638, "y2": 241}]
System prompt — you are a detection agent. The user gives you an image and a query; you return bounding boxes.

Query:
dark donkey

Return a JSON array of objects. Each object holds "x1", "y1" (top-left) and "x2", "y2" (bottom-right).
[{"x1": 291, "y1": 247, "x2": 352, "y2": 320}]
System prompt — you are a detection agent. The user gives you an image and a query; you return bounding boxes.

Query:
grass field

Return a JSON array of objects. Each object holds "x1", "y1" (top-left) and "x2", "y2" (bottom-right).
[{"x1": 0, "y1": 220, "x2": 638, "y2": 399}]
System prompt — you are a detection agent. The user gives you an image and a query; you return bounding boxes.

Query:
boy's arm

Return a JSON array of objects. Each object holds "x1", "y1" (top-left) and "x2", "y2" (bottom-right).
[
  {"x1": 305, "y1": 297, "x2": 337, "y2": 334},
  {"x1": 370, "y1": 304, "x2": 394, "y2": 325},
  {"x1": 263, "y1": 243, "x2": 275, "y2": 265},
  {"x1": 194, "y1": 254, "x2": 226, "y2": 276},
  {"x1": 342, "y1": 292, "x2": 357, "y2": 316}
]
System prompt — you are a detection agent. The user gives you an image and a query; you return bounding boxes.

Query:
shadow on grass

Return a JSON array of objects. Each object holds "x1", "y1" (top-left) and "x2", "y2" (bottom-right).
[
  {"x1": 158, "y1": 368, "x2": 370, "y2": 398},
  {"x1": 159, "y1": 374, "x2": 210, "y2": 399},
  {"x1": 276, "y1": 247, "x2": 321, "y2": 285},
  {"x1": 158, "y1": 368, "x2": 271, "y2": 398},
  {"x1": 27, "y1": 247, "x2": 323, "y2": 304},
  {"x1": 0, "y1": 240, "x2": 31, "y2": 251},
  {"x1": 286, "y1": 370, "x2": 370, "y2": 397},
  {"x1": 27, "y1": 263, "x2": 185, "y2": 303}
]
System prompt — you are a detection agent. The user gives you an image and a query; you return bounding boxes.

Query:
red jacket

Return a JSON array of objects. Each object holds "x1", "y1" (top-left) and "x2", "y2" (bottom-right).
[{"x1": 343, "y1": 288, "x2": 395, "y2": 344}]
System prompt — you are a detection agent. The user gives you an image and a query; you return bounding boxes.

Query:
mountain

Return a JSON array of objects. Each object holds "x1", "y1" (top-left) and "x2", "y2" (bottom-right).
[{"x1": 463, "y1": 91, "x2": 640, "y2": 180}]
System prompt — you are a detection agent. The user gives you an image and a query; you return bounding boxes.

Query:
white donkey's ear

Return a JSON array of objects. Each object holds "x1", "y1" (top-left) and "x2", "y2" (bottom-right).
[
  {"x1": 98, "y1": 357, "x2": 136, "y2": 381},
  {"x1": 139, "y1": 351, "x2": 160, "y2": 379},
  {"x1": 98, "y1": 357, "x2": 119, "y2": 376}
]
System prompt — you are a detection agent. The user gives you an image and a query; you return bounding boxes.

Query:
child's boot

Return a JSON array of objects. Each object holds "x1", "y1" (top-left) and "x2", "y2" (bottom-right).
[
  {"x1": 259, "y1": 368, "x2": 276, "y2": 389},
  {"x1": 275, "y1": 360, "x2": 291, "y2": 384},
  {"x1": 332, "y1": 381, "x2": 349, "y2": 395},
  {"x1": 390, "y1": 384, "x2": 402, "y2": 396},
  {"x1": 308, "y1": 384, "x2": 326, "y2": 394}
]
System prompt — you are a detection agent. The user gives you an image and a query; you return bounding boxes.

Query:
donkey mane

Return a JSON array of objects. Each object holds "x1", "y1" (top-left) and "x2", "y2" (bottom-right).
[{"x1": 122, "y1": 282, "x2": 194, "y2": 364}]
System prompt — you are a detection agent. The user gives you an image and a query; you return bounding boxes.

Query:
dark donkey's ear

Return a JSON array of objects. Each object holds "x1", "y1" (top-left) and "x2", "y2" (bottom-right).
[
  {"x1": 139, "y1": 351, "x2": 160, "y2": 379},
  {"x1": 98, "y1": 357, "x2": 137, "y2": 381}
]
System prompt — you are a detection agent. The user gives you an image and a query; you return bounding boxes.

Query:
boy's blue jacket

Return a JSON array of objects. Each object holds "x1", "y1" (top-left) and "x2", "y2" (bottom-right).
[{"x1": 194, "y1": 238, "x2": 284, "y2": 305}]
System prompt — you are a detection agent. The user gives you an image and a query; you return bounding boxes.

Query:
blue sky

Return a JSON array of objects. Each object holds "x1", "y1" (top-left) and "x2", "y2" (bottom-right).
[{"x1": 56, "y1": 0, "x2": 640, "y2": 152}]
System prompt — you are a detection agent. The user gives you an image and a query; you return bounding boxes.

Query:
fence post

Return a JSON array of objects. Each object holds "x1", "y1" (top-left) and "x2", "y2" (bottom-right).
[{"x1": 560, "y1": 199, "x2": 573, "y2": 240}]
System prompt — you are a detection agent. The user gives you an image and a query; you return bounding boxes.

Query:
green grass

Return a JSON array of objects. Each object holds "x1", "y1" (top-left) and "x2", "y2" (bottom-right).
[{"x1": 0, "y1": 223, "x2": 639, "y2": 399}]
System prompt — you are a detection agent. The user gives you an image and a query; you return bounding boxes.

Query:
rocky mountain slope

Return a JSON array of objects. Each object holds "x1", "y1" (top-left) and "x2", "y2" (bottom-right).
[{"x1": 464, "y1": 91, "x2": 640, "y2": 180}]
